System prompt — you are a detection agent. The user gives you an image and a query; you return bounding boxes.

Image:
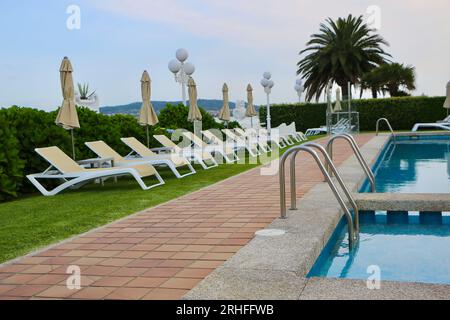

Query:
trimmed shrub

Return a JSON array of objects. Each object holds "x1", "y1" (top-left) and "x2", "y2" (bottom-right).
[
  {"x1": 2, "y1": 106, "x2": 73, "y2": 193},
  {"x1": 0, "y1": 112, "x2": 24, "y2": 201},
  {"x1": 353, "y1": 96, "x2": 446, "y2": 131},
  {"x1": 259, "y1": 96, "x2": 446, "y2": 132}
]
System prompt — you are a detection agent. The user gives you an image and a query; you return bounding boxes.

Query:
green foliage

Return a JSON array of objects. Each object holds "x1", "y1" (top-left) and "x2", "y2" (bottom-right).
[
  {"x1": 0, "y1": 113, "x2": 24, "y2": 201},
  {"x1": 158, "y1": 103, "x2": 224, "y2": 131},
  {"x1": 361, "y1": 63, "x2": 416, "y2": 98},
  {"x1": 2, "y1": 106, "x2": 73, "y2": 194},
  {"x1": 260, "y1": 102, "x2": 327, "y2": 132},
  {"x1": 360, "y1": 69, "x2": 385, "y2": 98},
  {"x1": 297, "y1": 14, "x2": 390, "y2": 100},
  {"x1": 353, "y1": 96, "x2": 444, "y2": 130},
  {"x1": 0, "y1": 103, "x2": 235, "y2": 200},
  {"x1": 224, "y1": 120, "x2": 242, "y2": 129},
  {"x1": 260, "y1": 96, "x2": 446, "y2": 132},
  {"x1": 77, "y1": 83, "x2": 95, "y2": 99}
]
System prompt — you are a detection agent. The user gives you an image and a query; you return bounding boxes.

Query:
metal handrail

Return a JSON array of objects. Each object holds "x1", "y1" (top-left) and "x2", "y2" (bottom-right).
[
  {"x1": 376, "y1": 118, "x2": 396, "y2": 143},
  {"x1": 326, "y1": 133, "x2": 376, "y2": 193},
  {"x1": 279, "y1": 145, "x2": 357, "y2": 247},
  {"x1": 289, "y1": 142, "x2": 360, "y2": 234}
]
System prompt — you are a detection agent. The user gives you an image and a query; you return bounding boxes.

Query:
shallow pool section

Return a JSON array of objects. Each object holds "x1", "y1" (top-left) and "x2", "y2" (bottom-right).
[
  {"x1": 308, "y1": 212, "x2": 450, "y2": 285},
  {"x1": 361, "y1": 134, "x2": 450, "y2": 193}
]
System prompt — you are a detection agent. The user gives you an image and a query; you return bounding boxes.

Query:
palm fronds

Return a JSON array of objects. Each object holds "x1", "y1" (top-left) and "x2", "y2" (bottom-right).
[{"x1": 297, "y1": 14, "x2": 391, "y2": 101}]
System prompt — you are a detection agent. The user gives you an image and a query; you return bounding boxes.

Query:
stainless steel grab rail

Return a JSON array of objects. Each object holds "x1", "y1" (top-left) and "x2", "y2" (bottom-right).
[
  {"x1": 376, "y1": 118, "x2": 396, "y2": 143},
  {"x1": 279, "y1": 144, "x2": 358, "y2": 246},
  {"x1": 289, "y1": 142, "x2": 360, "y2": 234},
  {"x1": 326, "y1": 133, "x2": 376, "y2": 193}
]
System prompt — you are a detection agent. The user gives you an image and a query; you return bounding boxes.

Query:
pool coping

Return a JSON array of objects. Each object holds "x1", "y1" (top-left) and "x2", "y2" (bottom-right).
[
  {"x1": 184, "y1": 133, "x2": 450, "y2": 300},
  {"x1": 355, "y1": 193, "x2": 450, "y2": 212}
]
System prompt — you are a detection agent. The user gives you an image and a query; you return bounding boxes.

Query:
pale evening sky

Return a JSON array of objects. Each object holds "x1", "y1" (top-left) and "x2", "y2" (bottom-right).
[{"x1": 0, "y1": 0, "x2": 448, "y2": 111}]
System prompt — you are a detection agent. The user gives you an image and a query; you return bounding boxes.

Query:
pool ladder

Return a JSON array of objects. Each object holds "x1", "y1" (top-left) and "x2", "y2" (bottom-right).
[
  {"x1": 376, "y1": 118, "x2": 396, "y2": 143},
  {"x1": 279, "y1": 142, "x2": 360, "y2": 247},
  {"x1": 326, "y1": 133, "x2": 376, "y2": 193}
]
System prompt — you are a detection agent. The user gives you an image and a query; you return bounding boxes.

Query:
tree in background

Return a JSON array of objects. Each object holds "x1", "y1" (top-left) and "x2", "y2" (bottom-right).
[
  {"x1": 360, "y1": 67, "x2": 386, "y2": 98},
  {"x1": 361, "y1": 63, "x2": 416, "y2": 98},
  {"x1": 297, "y1": 14, "x2": 390, "y2": 101},
  {"x1": 159, "y1": 104, "x2": 217, "y2": 131},
  {"x1": 158, "y1": 103, "x2": 240, "y2": 132}
]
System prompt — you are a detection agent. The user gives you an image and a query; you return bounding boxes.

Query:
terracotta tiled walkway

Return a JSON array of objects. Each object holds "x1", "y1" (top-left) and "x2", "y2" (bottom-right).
[{"x1": 0, "y1": 135, "x2": 373, "y2": 299}]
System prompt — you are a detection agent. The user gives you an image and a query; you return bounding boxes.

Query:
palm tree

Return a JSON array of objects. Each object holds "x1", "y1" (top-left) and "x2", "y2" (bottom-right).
[
  {"x1": 297, "y1": 15, "x2": 391, "y2": 101},
  {"x1": 377, "y1": 63, "x2": 416, "y2": 97},
  {"x1": 361, "y1": 63, "x2": 416, "y2": 98},
  {"x1": 360, "y1": 67, "x2": 386, "y2": 98}
]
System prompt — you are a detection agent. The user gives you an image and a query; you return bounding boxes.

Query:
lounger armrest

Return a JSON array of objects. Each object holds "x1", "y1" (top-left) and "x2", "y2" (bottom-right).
[{"x1": 27, "y1": 171, "x2": 70, "y2": 179}]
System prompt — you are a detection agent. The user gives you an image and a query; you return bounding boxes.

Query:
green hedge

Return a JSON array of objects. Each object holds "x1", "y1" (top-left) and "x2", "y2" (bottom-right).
[
  {"x1": 0, "y1": 103, "x2": 227, "y2": 200},
  {"x1": 260, "y1": 96, "x2": 446, "y2": 132},
  {"x1": 0, "y1": 112, "x2": 24, "y2": 201}
]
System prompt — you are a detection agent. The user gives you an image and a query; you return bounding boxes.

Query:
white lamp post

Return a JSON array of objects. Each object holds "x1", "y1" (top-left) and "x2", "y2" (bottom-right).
[
  {"x1": 294, "y1": 79, "x2": 304, "y2": 103},
  {"x1": 261, "y1": 72, "x2": 274, "y2": 135},
  {"x1": 168, "y1": 48, "x2": 195, "y2": 106}
]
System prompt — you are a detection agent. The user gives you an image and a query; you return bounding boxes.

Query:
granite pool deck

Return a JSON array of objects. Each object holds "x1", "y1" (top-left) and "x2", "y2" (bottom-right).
[{"x1": 0, "y1": 135, "x2": 373, "y2": 300}]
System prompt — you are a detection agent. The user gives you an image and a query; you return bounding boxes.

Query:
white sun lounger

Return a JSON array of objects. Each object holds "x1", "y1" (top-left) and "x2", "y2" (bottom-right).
[
  {"x1": 305, "y1": 119, "x2": 351, "y2": 136},
  {"x1": 276, "y1": 123, "x2": 298, "y2": 145},
  {"x1": 222, "y1": 129, "x2": 261, "y2": 157},
  {"x1": 27, "y1": 146, "x2": 164, "y2": 196},
  {"x1": 412, "y1": 116, "x2": 450, "y2": 132},
  {"x1": 85, "y1": 140, "x2": 195, "y2": 179},
  {"x1": 234, "y1": 128, "x2": 271, "y2": 153},
  {"x1": 202, "y1": 130, "x2": 244, "y2": 161},
  {"x1": 411, "y1": 123, "x2": 450, "y2": 132},
  {"x1": 153, "y1": 135, "x2": 218, "y2": 170},
  {"x1": 437, "y1": 115, "x2": 450, "y2": 123},
  {"x1": 258, "y1": 128, "x2": 287, "y2": 149},
  {"x1": 120, "y1": 137, "x2": 196, "y2": 178},
  {"x1": 182, "y1": 131, "x2": 238, "y2": 163},
  {"x1": 242, "y1": 128, "x2": 274, "y2": 153},
  {"x1": 286, "y1": 122, "x2": 307, "y2": 142}
]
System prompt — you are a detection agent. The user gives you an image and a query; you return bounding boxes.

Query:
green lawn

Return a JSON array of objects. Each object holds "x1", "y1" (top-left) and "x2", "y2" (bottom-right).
[{"x1": 0, "y1": 137, "x2": 321, "y2": 263}]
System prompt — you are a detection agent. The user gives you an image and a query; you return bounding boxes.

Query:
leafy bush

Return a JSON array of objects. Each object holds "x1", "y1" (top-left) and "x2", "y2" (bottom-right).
[
  {"x1": 260, "y1": 96, "x2": 446, "y2": 132},
  {"x1": 158, "y1": 103, "x2": 224, "y2": 131},
  {"x1": 224, "y1": 120, "x2": 241, "y2": 129},
  {"x1": 0, "y1": 103, "x2": 235, "y2": 200},
  {"x1": 2, "y1": 107, "x2": 73, "y2": 193},
  {"x1": 0, "y1": 112, "x2": 24, "y2": 201}
]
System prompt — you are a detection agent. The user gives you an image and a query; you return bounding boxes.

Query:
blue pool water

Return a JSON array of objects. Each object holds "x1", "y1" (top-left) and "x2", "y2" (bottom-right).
[
  {"x1": 361, "y1": 134, "x2": 450, "y2": 193},
  {"x1": 308, "y1": 212, "x2": 450, "y2": 285},
  {"x1": 309, "y1": 135, "x2": 450, "y2": 284}
]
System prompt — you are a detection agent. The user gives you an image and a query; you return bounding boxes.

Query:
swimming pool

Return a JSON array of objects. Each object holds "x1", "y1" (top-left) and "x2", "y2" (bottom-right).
[
  {"x1": 361, "y1": 134, "x2": 450, "y2": 193},
  {"x1": 309, "y1": 134, "x2": 450, "y2": 285},
  {"x1": 308, "y1": 211, "x2": 450, "y2": 285}
]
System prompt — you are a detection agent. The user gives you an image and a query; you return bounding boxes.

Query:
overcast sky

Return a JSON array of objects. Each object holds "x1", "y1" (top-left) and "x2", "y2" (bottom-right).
[{"x1": 0, "y1": 0, "x2": 448, "y2": 111}]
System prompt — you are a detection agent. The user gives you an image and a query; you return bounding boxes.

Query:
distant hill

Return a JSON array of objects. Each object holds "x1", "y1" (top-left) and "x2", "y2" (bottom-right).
[{"x1": 100, "y1": 99, "x2": 236, "y2": 116}]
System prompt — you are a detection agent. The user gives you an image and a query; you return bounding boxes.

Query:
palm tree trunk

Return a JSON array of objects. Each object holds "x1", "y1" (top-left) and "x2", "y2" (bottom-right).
[
  {"x1": 336, "y1": 80, "x2": 352, "y2": 101},
  {"x1": 372, "y1": 88, "x2": 378, "y2": 99},
  {"x1": 341, "y1": 84, "x2": 349, "y2": 100},
  {"x1": 388, "y1": 84, "x2": 399, "y2": 97}
]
